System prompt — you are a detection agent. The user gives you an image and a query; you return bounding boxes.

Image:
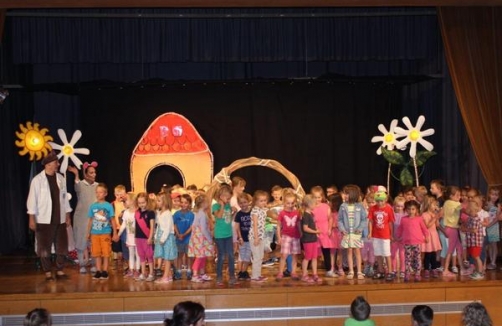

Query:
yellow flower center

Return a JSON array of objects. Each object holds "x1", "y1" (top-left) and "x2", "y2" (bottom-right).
[
  {"x1": 25, "y1": 130, "x2": 45, "y2": 151},
  {"x1": 63, "y1": 144, "x2": 74, "y2": 156},
  {"x1": 384, "y1": 133, "x2": 394, "y2": 143},
  {"x1": 409, "y1": 130, "x2": 421, "y2": 141}
]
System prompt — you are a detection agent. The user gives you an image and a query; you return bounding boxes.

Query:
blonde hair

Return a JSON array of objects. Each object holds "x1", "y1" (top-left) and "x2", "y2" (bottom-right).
[
  {"x1": 231, "y1": 176, "x2": 246, "y2": 188},
  {"x1": 156, "y1": 192, "x2": 172, "y2": 211},
  {"x1": 137, "y1": 192, "x2": 155, "y2": 210},
  {"x1": 125, "y1": 192, "x2": 137, "y2": 205},
  {"x1": 310, "y1": 185, "x2": 326, "y2": 202},
  {"x1": 114, "y1": 184, "x2": 126, "y2": 192},
  {"x1": 253, "y1": 190, "x2": 269, "y2": 204},
  {"x1": 194, "y1": 194, "x2": 208, "y2": 210},
  {"x1": 421, "y1": 195, "x2": 437, "y2": 213},
  {"x1": 237, "y1": 192, "x2": 253, "y2": 203},
  {"x1": 393, "y1": 195, "x2": 406, "y2": 205},
  {"x1": 302, "y1": 194, "x2": 316, "y2": 209}
]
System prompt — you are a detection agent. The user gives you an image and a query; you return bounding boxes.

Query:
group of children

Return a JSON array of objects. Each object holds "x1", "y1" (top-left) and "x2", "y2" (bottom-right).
[{"x1": 77, "y1": 167, "x2": 502, "y2": 285}]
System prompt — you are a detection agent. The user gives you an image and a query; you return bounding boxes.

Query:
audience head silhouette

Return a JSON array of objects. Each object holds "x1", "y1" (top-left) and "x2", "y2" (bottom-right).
[{"x1": 164, "y1": 301, "x2": 205, "y2": 326}]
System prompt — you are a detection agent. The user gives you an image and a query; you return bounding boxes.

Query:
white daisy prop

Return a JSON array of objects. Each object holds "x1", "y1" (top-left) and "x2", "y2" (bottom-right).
[
  {"x1": 49, "y1": 129, "x2": 90, "y2": 174},
  {"x1": 371, "y1": 119, "x2": 402, "y2": 155},
  {"x1": 394, "y1": 115, "x2": 435, "y2": 158}
]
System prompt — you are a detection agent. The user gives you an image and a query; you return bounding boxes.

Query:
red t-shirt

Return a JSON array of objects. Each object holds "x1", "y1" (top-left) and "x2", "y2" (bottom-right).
[
  {"x1": 368, "y1": 204, "x2": 395, "y2": 239},
  {"x1": 278, "y1": 209, "x2": 301, "y2": 238}
]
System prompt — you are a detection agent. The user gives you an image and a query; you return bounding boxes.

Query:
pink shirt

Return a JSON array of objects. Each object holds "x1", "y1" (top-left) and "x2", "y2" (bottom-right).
[{"x1": 396, "y1": 215, "x2": 428, "y2": 245}]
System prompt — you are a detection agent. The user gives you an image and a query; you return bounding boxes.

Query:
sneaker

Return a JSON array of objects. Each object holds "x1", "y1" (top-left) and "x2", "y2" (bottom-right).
[
  {"x1": 124, "y1": 270, "x2": 134, "y2": 278},
  {"x1": 145, "y1": 274, "x2": 155, "y2": 282},
  {"x1": 251, "y1": 276, "x2": 268, "y2": 282},
  {"x1": 373, "y1": 273, "x2": 385, "y2": 280},
  {"x1": 363, "y1": 265, "x2": 370, "y2": 276},
  {"x1": 436, "y1": 266, "x2": 444, "y2": 272},
  {"x1": 135, "y1": 274, "x2": 146, "y2": 281},
  {"x1": 229, "y1": 278, "x2": 239, "y2": 285},
  {"x1": 79, "y1": 267, "x2": 87, "y2": 274},
  {"x1": 451, "y1": 266, "x2": 459, "y2": 274},
  {"x1": 326, "y1": 270, "x2": 337, "y2": 278},
  {"x1": 216, "y1": 279, "x2": 224, "y2": 286},
  {"x1": 154, "y1": 268, "x2": 163, "y2": 277},
  {"x1": 283, "y1": 270, "x2": 291, "y2": 277},
  {"x1": 399, "y1": 271, "x2": 405, "y2": 279},
  {"x1": 469, "y1": 272, "x2": 484, "y2": 280},
  {"x1": 133, "y1": 270, "x2": 140, "y2": 278},
  {"x1": 404, "y1": 273, "x2": 410, "y2": 282},
  {"x1": 99, "y1": 271, "x2": 109, "y2": 280},
  {"x1": 486, "y1": 263, "x2": 496, "y2": 270},
  {"x1": 385, "y1": 273, "x2": 395, "y2": 281},
  {"x1": 90, "y1": 266, "x2": 97, "y2": 273},
  {"x1": 366, "y1": 266, "x2": 374, "y2": 278},
  {"x1": 92, "y1": 271, "x2": 102, "y2": 280},
  {"x1": 423, "y1": 270, "x2": 430, "y2": 279},
  {"x1": 155, "y1": 277, "x2": 173, "y2": 284},
  {"x1": 312, "y1": 274, "x2": 323, "y2": 283},
  {"x1": 186, "y1": 270, "x2": 193, "y2": 280},
  {"x1": 291, "y1": 274, "x2": 300, "y2": 281},
  {"x1": 191, "y1": 275, "x2": 203, "y2": 283},
  {"x1": 237, "y1": 272, "x2": 244, "y2": 280},
  {"x1": 262, "y1": 260, "x2": 274, "y2": 267},
  {"x1": 301, "y1": 275, "x2": 315, "y2": 283},
  {"x1": 461, "y1": 265, "x2": 475, "y2": 276},
  {"x1": 275, "y1": 273, "x2": 283, "y2": 281},
  {"x1": 432, "y1": 269, "x2": 439, "y2": 278},
  {"x1": 174, "y1": 270, "x2": 182, "y2": 280},
  {"x1": 200, "y1": 274, "x2": 213, "y2": 281},
  {"x1": 414, "y1": 273, "x2": 421, "y2": 282}
]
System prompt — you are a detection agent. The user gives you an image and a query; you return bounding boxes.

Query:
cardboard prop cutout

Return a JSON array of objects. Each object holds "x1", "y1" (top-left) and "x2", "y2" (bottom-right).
[{"x1": 131, "y1": 112, "x2": 213, "y2": 193}]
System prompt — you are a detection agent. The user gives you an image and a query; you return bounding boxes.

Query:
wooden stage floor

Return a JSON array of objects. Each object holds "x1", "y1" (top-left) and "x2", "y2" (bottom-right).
[{"x1": 1, "y1": 253, "x2": 501, "y2": 326}]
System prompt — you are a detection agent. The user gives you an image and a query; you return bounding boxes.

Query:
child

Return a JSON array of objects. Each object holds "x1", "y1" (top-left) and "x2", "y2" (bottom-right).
[
  {"x1": 111, "y1": 185, "x2": 126, "y2": 270},
  {"x1": 338, "y1": 185, "x2": 367, "y2": 280},
  {"x1": 153, "y1": 192, "x2": 177, "y2": 284},
  {"x1": 421, "y1": 196, "x2": 442, "y2": 278},
  {"x1": 368, "y1": 191, "x2": 395, "y2": 281},
  {"x1": 442, "y1": 186, "x2": 463, "y2": 277},
  {"x1": 301, "y1": 194, "x2": 322, "y2": 283},
  {"x1": 391, "y1": 196, "x2": 406, "y2": 278},
  {"x1": 411, "y1": 305, "x2": 434, "y2": 326},
  {"x1": 134, "y1": 192, "x2": 156, "y2": 282},
  {"x1": 87, "y1": 183, "x2": 117, "y2": 280},
  {"x1": 328, "y1": 193, "x2": 343, "y2": 276},
  {"x1": 430, "y1": 179, "x2": 445, "y2": 207},
  {"x1": 118, "y1": 192, "x2": 141, "y2": 278},
  {"x1": 212, "y1": 185, "x2": 238, "y2": 285},
  {"x1": 343, "y1": 296, "x2": 375, "y2": 326},
  {"x1": 275, "y1": 191, "x2": 301, "y2": 281},
  {"x1": 230, "y1": 176, "x2": 246, "y2": 255},
  {"x1": 311, "y1": 186, "x2": 334, "y2": 278},
  {"x1": 485, "y1": 186, "x2": 500, "y2": 270},
  {"x1": 234, "y1": 192, "x2": 253, "y2": 280},
  {"x1": 173, "y1": 194, "x2": 195, "y2": 280},
  {"x1": 361, "y1": 192, "x2": 376, "y2": 278},
  {"x1": 249, "y1": 190, "x2": 270, "y2": 282},
  {"x1": 188, "y1": 194, "x2": 214, "y2": 282},
  {"x1": 465, "y1": 196, "x2": 488, "y2": 280},
  {"x1": 263, "y1": 185, "x2": 283, "y2": 264},
  {"x1": 396, "y1": 200, "x2": 429, "y2": 282}
]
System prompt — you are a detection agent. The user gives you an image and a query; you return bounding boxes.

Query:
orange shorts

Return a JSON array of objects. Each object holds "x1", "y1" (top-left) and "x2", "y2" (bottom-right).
[{"x1": 91, "y1": 234, "x2": 112, "y2": 258}]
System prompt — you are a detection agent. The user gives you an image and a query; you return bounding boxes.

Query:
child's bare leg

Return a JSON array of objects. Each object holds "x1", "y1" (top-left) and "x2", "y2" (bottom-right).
[
  {"x1": 355, "y1": 249, "x2": 362, "y2": 274},
  {"x1": 347, "y1": 248, "x2": 354, "y2": 273},
  {"x1": 312, "y1": 258, "x2": 318, "y2": 275},
  {"x1": 163, "y1": 260, "x2": 171, "y2": 278},
  {"x1": 302, "y1": 259, "x2": 309, "y2": 276}
]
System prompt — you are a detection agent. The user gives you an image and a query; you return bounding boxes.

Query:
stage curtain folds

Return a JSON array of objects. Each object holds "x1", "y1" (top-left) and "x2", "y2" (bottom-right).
[{"x1": 438, "y1": 7, "x2": 502, "y2": 188}]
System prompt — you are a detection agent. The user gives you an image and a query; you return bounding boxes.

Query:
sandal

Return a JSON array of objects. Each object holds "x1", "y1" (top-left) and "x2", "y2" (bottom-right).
[
  {"x1": 346, "y1": 272, "x2": 354, "y2": 280},
  {"x1": 357, "y1": 272, "x2": 365, "y2": 280},
  {"x1": 301, "y1": 275, "x2": 315, "y2": 283}
]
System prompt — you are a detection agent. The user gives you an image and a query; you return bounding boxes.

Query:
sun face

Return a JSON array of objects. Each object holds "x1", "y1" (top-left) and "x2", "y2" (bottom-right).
[{"x1": 15, "y1": 122, "x2": 53, "y2": 161}]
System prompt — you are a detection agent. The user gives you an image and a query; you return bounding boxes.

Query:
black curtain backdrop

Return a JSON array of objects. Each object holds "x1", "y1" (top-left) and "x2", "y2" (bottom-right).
[{"x1": 80, "y1": 81, "x2": 401, "y2": 195}]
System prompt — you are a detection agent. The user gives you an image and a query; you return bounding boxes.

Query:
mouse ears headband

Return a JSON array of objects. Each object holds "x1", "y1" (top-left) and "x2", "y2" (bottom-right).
[{"x1": 83, "y1": 161, "x2": 98, "y2": 170}]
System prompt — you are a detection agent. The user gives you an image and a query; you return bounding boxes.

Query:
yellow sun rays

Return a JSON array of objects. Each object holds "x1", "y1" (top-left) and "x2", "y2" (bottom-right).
[{"x1": 15, "y1": 122, "x2": 53, "y2": 161}]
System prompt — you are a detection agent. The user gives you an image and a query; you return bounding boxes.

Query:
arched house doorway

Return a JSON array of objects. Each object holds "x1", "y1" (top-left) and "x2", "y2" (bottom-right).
[{"x1": 130, "y1": 112, "x2": 213, "y2": 193}]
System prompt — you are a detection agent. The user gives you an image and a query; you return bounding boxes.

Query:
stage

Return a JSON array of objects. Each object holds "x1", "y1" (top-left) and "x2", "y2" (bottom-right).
[{"x1": 1, "y1": 253, "x2": 501, "y2": 326}]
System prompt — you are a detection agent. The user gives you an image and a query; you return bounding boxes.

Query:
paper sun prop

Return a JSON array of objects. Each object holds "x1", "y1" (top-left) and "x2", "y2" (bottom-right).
[
  {"x1": 15, "y1": 122, "x2": 54, "y2": 161},
  {"x1": 371, "y1": 119, "x2": 400, "y2": 155},
  {"x1": 49, "y1": 129, "x2": 90, "y2": 174},
  {"x1": 394, "y1": 115, "x2": 435, "y2": 158}
]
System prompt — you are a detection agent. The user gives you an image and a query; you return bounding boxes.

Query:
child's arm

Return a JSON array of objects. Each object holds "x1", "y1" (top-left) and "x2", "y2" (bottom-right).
[
  {"x1": 234, "y1": 220, "x2": 243, "y2": 244},
  {"x1": 213, "y1": 201, "x2": 225, "y2": 219},
  {"x1": 147, "y1": 217, "x2": 155, "y2": 245},
  {"x1": 276, "y1": 218, "x2": 282, "y2": 244},
  {"x1": 111, "y1": 216, "x2": 119, "y2": 242},
  {"x1": 302, "y1": 223, "x2": 320, "y2": 234},
  {"x1": 327, "y1": 208, "x2": 333, "y2": 237}
]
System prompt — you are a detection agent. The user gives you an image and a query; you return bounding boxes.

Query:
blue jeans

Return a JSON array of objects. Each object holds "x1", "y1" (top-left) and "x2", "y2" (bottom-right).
[{"x1": 215, "y1": 236, "x2": 235, "y2": 280}]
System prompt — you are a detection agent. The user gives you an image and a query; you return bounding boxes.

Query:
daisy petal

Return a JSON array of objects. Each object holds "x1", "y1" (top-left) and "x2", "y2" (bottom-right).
[
  {"x1": 69, "y1": 130, "x2": 82, "y2": 146},
  {"x1": 48, "y1": 142, "x2": 62, "y2": 150},
  {"x1": 60, "y1": 156, "x2": 69, "y2": 174},
  {"x1": 57, "y1": 129, "x2": 69, "y2": 145},
  {"x1": 418, "y1": 139, "x2": 434, "y2": 151},
  {"x1": 377, "y1": 124, "x2": 388, "y2": 134},
  {"x1": 409, "y1": 143, "x2": 418, "y2": 158},
  {"x1": 70, "y1": 154, "x2": 84, "y2": 169},
  {"x1": 389, "y1": 119, "x2": 399, "y2": 131},
  {"x1": 415, "y1": 115, "x2": 426, "y2": 130},
  {"x1": 396, "y1": 138, "x2": 411, "y2": 150},
  {"x1": 420, "y1": 128, "x2": 435, "y2": 137},
  {"x1": 394, "y1": 127, "x2": 408, "y2": 137},
  {"x1": 73, "y1": 148, "x2": 90, "y2": 155},
  {"x1": 401, "y1": 116, "x2": 414, "y2": 130},
  {"x1": 376, "y1": 147, "x2": 382, "y2": 155},
  {"x1": 371, "y1": 136, "x2": 384, "y2": 143}
]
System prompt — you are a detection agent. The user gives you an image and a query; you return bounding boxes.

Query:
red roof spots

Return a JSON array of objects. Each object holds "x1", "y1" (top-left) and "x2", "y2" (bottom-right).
[{"x1": 134, "y1": 113, "x2": 209, "y2": 155}]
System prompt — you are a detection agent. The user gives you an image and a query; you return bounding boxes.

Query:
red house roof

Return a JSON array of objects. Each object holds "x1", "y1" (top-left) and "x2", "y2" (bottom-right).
[{"x1": 133, "y1": 113, "x2": 209, "y2": 155}]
